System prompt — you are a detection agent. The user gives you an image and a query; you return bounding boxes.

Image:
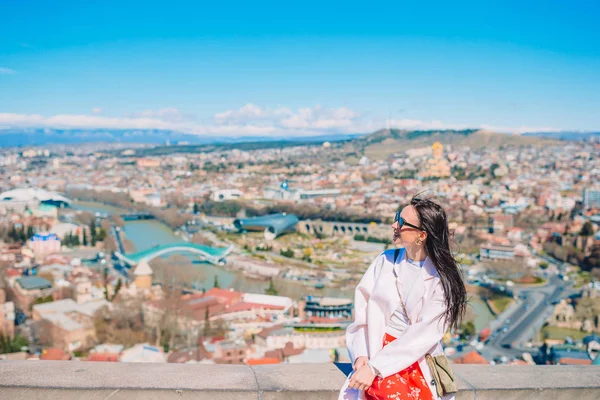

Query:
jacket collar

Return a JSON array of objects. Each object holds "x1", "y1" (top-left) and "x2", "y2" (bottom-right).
[{"x1": 393, "y1": 247, "x2": 438, "y2": 281}]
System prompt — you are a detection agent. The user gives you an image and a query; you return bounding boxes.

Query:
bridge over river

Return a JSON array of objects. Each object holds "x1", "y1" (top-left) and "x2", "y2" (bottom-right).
[{"x1": 115, "y1": 242, "x2": 234, "y2": 266}]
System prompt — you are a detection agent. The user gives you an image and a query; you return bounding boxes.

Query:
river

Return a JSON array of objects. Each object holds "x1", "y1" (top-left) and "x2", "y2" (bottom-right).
[
  {"x1": 73, "y1": 201, "x2": 495, "y2": 330},
  {"x1": 73, "y1": 201, "x2": 353, "y2": 300}
]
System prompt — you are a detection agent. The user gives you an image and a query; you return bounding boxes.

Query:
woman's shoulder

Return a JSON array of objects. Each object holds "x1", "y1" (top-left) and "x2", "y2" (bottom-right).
[
  {"x1": 380, "y1": 247, "x2": 404, "y2": 262},
  {"x1": 371, "y1": 248, "x2": 403, "y2": 270}
]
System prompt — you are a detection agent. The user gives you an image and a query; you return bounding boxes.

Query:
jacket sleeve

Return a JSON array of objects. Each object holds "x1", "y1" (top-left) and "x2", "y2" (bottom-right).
[
  {"x1": 368, "y1": 280, "x2": 448, "y2": 378},
  {"x1": 345, "y1": 252, "x2": 384, "y2": 364}
]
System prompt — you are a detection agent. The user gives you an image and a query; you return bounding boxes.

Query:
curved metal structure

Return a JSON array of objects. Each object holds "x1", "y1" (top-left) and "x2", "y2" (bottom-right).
[
  {"x1": 233, "y1": 213, "x2": 299, "y2": 240},
  {"x1": 115, "y1": 242, "x2": 234, "y2": 266}
]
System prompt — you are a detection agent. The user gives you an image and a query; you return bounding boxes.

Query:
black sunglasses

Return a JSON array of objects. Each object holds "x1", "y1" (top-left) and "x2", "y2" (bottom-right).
[{"x1": 394, "y1": 211, "x2": 425, "y2": 231}]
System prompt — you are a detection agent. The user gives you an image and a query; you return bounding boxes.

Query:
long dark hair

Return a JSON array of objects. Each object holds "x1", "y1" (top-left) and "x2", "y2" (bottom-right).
[{"x1": 411, "y1": 197, "x2": 467, "y2": 330}]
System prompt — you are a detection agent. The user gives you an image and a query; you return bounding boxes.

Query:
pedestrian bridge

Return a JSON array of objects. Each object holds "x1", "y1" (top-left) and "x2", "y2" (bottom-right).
[{"x1": 115, "y1": 242, "x2": 234, "y2": 266}]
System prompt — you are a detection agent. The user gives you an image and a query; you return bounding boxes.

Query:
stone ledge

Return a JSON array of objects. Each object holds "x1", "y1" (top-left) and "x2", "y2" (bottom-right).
[{"x1": 0, "y1": 361, "x2": 599, "y2": 399}]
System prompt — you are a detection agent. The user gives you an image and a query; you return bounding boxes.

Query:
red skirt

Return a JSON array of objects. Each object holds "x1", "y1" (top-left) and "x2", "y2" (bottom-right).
[{"x1": 365, "y1": 333, "x2": 434, "y2": 400}]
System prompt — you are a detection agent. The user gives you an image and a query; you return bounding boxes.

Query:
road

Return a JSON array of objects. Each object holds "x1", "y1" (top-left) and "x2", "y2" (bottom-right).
[{"x1": 483, "y1": 274, "x2": 574, "y2": 359}]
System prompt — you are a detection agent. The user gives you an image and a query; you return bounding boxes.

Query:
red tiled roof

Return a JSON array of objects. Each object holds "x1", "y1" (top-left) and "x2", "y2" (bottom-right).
[
  {"x1": 453, "y1": 350, "x2": 488, "y2": 365},
  {"x1": 558, "y1": 357, "x2": 592, "y2": 365},
  {"x1": 246, "y1": 357, "x2": 280, "y2": 365},
  {"x1": 209, "y1": 336, "x2": 226, "y2": 344},
  {"x1": 87, "y1": 353, "x2": 119, "y2": 362},
  {"x1": 5, "y1": 268, "x2": 21, "y2": 277},
  {"x1": 40, "y1": 348, "x2": 70, "y2": 361},
  {"x1": 204, "y1": 288, "x2": 243, "y2": 304}
]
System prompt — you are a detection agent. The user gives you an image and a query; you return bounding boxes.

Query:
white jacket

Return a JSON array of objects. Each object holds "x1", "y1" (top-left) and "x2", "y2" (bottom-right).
[{"x1": 338, "y1": 248, "x2": 455, "y2": 400}]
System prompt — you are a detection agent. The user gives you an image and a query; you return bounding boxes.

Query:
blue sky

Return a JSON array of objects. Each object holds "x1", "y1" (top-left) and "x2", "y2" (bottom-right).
[{"x1": 1, "y1": 0, "x2": 599, "y2": 136}]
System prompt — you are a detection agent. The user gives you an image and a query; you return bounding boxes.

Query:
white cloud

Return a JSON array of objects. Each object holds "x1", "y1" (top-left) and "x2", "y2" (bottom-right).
[
  {"x1": 214, "y1": 103, "x2": 291, "y2": 123},
  {"x1": 0, "y1": 105, "x2": 559, "y2": 137},
  {"x1": 215, "y1": 104, "x2": 360, "y2": 133},
  {"x1": 0, "y1": 67, "x2": 16, "y2": 75},
  {"x1": 0, "y1": 112, "x2": 277, "y2": 136}
]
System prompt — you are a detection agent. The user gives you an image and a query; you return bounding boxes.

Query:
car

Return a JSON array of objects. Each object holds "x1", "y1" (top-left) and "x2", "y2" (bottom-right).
[
  {"x1": 501, "y1": 343, "x2": 512, "y2": 349},
  {"x1": 524, "y1": 304, "x2": 530, "y2": 311},
  {"x1": 502, "y1": 327, "x2": 509, "y2": 333},
  {"x1": 504, "y1": 319, "x2": 511, "y2": 325}
]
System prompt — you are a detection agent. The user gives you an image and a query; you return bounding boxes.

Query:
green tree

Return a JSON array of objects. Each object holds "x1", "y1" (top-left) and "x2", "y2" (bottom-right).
[
  {"x1": 459, "y1": 321, "x2": 476, "y2": 340},
  {"x1": 213, "y1": 275, "x2": 220, "y2": 289},
  {"x1": 103, "y1": 268, "x2": 109, "y2": 300},
  {"x1": 82, "y1": 229, "x2": 88, "y2": 246},
  {"x1": 26, "y1": 225, "x2": 34, "y2": 240},
  {"x1": 280, "y1": 249, "x2": 295, "y2": 258},
  {"x1": 18, "y1": 227, "x2": 26, "y2": 243},
  {"x1": 0, "y1": 334, "x2": 29, "y2": 354},
  {"x1": 264, "y1": 278, "x2": 279, "y2": 296},
  {"x1": 96, "y1": 228, "x2": 107, "y2": 242},
  {"x1": 90, "y1": 220, "x2": 97, "y2": 246},
  {"x1": 8, "y1": 225, "x2": 17, "y2": 242},
  {"x1": 33, "y1": 295, "x2": 54, "y2": 305},
  {"x1": 203, "y1": 307, "x2": 211, "y2": 337},
  {"x1": 193, "y1": 203, "x2": 199, "y2": 214},
  {"x1": 580, "y1": 222, "x2": 594, "y2": 237},
  {"x1": 61, "y1": 232, "x2": 71, "y2": 247},
  {"x1": 73, "y1": 232, "x2": 80, "y2": 246}
]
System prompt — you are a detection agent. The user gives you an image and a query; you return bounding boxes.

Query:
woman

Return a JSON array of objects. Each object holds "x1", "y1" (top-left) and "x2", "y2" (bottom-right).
[{"x1": 339, "y1": 197, "x2": 467, "y2": 400}]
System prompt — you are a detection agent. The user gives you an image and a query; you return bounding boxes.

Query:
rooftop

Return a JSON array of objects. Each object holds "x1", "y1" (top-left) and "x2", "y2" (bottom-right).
[{"x1": 16, "y1": 276, "x2": 52, "y2": 291}]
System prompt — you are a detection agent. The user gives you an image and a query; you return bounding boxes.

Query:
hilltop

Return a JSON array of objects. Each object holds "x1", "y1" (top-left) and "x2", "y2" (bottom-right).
[{"x1": 348, "y1": 129, "x2": 561, "y2": 160}]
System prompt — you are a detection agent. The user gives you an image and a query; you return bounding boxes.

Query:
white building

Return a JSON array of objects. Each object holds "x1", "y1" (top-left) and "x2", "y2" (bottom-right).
[
  {"x1": 29, "y1": 233, "x2": 61, "y2": 257},
  {"x1": 583, "y1": 187, "x2": 600, "y2": 209},
  {"x1": 260, "y1": 326, "x2": 345, "y2": 350},
  {"x1": 0, "y1": 187, "x2": 71, "y2": 213},
  {"x1": 211, "y1": 189, "x2": 244, "y2": 202},
  {"x1": 120, "y1": 343, "x2": 167, "y2": 363},
  {"x1": 263, "y1": 187, "x2": 341, "y2": 202}
]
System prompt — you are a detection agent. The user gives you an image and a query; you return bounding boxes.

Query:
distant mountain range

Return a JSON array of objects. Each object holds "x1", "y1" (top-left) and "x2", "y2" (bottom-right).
[
  {"x1": 521, "y1": 131, "x2": 600, "y2": 141},
  {"x1": 350, "y1": 129, "x2": 563, "y2": 160},
  {"x1": 0, "y1": 127, "x2": 595, "y2": 151},
  {"x1": 0, "y1": 128, "x2": 364, "y2": 148}
]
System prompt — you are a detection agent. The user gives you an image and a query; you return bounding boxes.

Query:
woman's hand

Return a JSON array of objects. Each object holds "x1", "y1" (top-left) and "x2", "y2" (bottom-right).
[
  {"x1": 353, "y1": 356, "x2": 369, "y2": 371},
  {"x1": 348, "y1": 364, "x2": 376, "y2": 391}
]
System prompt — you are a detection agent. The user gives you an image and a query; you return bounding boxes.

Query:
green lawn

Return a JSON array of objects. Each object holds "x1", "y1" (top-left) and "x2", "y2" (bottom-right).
[
  {"x1": 541, "y1": 326, "x2": 589, "y2": 341},
  {"x1": 489, "y1": 297, "x2": 513, "y2": 314}
]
